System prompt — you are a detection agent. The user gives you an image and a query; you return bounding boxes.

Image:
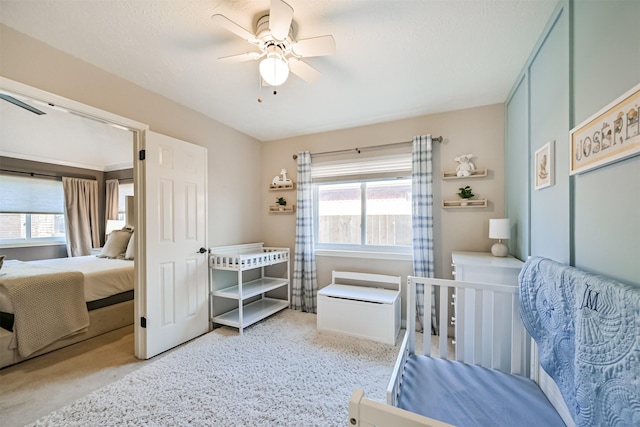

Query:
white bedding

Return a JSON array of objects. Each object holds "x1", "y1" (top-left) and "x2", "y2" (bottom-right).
[{"x1": 0, "y1": 256, "x2": 134, "y2": 313}]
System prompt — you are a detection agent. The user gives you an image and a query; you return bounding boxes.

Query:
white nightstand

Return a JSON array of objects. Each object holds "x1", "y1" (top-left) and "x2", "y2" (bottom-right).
[{"x1": 451, "y1": 251, "x2": 524, "y2": 286}]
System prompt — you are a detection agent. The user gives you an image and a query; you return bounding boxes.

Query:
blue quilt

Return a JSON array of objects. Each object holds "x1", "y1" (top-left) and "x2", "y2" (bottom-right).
[{"x1": 519, "y1": 257, "x2": 640, "y2": 426}]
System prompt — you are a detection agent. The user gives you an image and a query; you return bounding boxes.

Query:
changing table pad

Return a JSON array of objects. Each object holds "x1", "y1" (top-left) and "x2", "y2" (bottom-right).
[{"x1": 397, "y1": 355, "x2": 565, "y2": 427}]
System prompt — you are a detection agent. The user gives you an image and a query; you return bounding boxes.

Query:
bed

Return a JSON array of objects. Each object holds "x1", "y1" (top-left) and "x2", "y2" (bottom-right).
[
  {"x1": 0, "y1": 255, "x2": 134, "y2": 369},
  {"x1": 349, "y1": 257, "x2": 640, "y2": 426}
]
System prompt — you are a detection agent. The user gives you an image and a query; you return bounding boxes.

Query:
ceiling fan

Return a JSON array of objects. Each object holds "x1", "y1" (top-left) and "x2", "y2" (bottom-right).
[{"x1": 212, "y1": 0, "x2": 336, "y2": 87}]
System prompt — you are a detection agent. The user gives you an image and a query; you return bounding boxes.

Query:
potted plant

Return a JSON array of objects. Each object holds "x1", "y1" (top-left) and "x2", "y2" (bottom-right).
[
  {"x1": 457, "y1": 186, "x2": 474, "y2": 206},
  {"x1": 276, "y1": 197, "x2": 287, "y2": 211}
]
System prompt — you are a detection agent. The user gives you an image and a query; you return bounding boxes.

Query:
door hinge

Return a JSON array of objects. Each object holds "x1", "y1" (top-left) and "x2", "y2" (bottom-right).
[
  {"x1": 140, "y1": 317, "x2": 147, "y2": 328},
  {"x1": 139, "y1": 149, "x2": 146, "y2": 161}
]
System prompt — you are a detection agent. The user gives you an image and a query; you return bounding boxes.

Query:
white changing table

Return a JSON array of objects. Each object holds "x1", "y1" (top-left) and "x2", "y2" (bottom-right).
[
  {"x1": 209, "y1": 243, "x2": 290, "y2": 334},
  {"x1": 317, "y1": 271, "x2": 401, "y2": 345}
]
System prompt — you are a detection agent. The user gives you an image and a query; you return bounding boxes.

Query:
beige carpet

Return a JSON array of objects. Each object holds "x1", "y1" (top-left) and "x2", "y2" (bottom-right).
[
  {"x1": 20, "y1": 310, "x2": 402, "y2": 426},
  {"x1": 0, "y1": 325, "x2": 167, "y2": 427}
]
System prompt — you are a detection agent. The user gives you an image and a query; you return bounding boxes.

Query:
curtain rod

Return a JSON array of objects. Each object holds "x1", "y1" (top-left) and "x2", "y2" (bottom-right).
[
  {"x1": 292, "y1": 136, "x2": 443, "y2": 160},
  {"x1": 0, "y1": 168, "x2": 61, "y2": 179},
  {"x1": 0, "y1": 168, "x2": 97, "y2": 181}
]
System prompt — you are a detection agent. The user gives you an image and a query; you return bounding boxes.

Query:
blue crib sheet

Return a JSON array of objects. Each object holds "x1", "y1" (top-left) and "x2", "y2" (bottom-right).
[{"x1": 397, "y1": 355, "x2": 566, "y2": 427}]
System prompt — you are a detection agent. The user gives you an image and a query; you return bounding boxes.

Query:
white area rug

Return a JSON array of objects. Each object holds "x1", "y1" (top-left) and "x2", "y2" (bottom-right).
[{"x1": 29, "y1": 309, "x2": 400, "y2": 426}]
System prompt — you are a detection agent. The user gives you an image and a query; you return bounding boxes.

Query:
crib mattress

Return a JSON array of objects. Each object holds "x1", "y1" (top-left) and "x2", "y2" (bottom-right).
[
  {"x1": 397, "y1": 355, "x2": 566, "y2": 427},
  {"x1": 0, "y1": 256, "x2": 134, "y2": 313}
]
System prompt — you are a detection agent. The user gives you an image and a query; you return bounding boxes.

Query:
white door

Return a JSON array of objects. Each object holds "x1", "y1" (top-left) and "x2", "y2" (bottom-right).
[{"x1": 135, "y1": 131, "x2": 209, "y2": 359}]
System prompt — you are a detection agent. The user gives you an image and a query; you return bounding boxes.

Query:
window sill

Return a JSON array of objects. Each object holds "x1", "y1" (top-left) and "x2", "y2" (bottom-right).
[
  {"x1": 0, "y1": 241, "x2": 66, "y2": 249},
  {"x1": 315, "y1": 249, "x2": 413, "y2": 261}
]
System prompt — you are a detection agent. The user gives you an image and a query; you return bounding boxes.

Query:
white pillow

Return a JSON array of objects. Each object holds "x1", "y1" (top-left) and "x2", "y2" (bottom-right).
[
  {"x1": 98, "y1": 229, "x2": 132, "y2": 259},
  {"x1": 125, "y1": 232, "x2": 135, "y2": 260}
]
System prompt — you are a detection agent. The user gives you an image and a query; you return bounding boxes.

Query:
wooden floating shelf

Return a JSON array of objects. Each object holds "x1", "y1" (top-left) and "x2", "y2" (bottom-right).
[
  {"x1": 442, "y1": 169, "x2": 488, "y2": 179},
  {"x1": 269, "y1": 182, "x2": 295, "y2": 190},
  {"x1": 269, "y1": 205, "x2": 295, "y2": 213},
  {"x1": 442, "y1": 199, "x2": 488, "y2": 208}
]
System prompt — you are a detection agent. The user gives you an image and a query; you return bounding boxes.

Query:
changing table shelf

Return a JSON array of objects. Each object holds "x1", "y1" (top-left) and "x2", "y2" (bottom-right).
[
  {"x1": 209, "y1": 243, "x2": 290, "y2": 334},
  {"x1": 212, "y1": 298, "x2": 289, "y2": 329},
  {"x1": 212, "y1": 277, "x2": 289, "y2": 300}
]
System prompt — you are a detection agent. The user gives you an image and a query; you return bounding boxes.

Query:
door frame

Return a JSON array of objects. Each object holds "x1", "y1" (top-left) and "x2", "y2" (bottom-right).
[{"x1": 0, "y1": 76, "x2": 151, "y2": 357}]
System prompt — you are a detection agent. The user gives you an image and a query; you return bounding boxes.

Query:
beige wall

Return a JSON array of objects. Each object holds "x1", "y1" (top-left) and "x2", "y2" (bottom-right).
[
  {"x1": 0, "y1": 24, "x2": 262, "y2": 246},
  {"x1": 261, "y1": 103, "x2": 506, "y2": 296}
]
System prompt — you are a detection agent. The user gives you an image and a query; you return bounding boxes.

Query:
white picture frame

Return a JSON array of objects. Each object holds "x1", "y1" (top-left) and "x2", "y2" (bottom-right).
[
  {"x1": 534, "y1": 140, "x2": 554, "y2": 190},
  {"x1": 569, "y1": 83, "x2": 640, "y2": 175}
]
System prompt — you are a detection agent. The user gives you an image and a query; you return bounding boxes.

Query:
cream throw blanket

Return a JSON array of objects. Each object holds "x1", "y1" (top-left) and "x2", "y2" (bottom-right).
[{"x1": 0, "y1": 261, "x2": 88, "y2": 357}]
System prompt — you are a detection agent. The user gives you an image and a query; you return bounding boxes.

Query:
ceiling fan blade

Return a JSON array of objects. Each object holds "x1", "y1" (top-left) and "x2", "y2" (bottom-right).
[
  {"x1": 291, "y1": 35, "x2": 336, "y2": 58},
  {"x1": 0, "y1": 93, "x2": 46, "y2": 115},
  {"x1": 288, "y1": 58, "x2": 321, "y2": 83},
  {"x1": 269, "y1": 0, "x2": 294, "y2": 41},
  {"x1": 211, "y1": 14, "x2": 259, "y2": 44},
  {"x1": 219, "y1": 51, "x2": 263, "y2": 64}
]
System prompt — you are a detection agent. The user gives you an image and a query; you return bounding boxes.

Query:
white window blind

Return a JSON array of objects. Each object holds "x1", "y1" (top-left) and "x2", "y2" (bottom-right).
[
  {"x1": 311, "y1": 154, "x2": 411, "y2": 181},
  {"x1": 312, "y1": 153, "x2": 413, "y2": 255},
  {"x1": 0, "y1": 175, "x2": 64, "y2": 214}
]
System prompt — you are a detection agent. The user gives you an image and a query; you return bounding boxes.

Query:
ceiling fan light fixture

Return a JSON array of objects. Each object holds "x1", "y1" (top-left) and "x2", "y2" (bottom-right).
[
  {"x1": 214, "y1": 0, "x2": 336, "y2": 86},
  {"x1": 259, "y1": 50, "x2": 289, "y2": 86}
]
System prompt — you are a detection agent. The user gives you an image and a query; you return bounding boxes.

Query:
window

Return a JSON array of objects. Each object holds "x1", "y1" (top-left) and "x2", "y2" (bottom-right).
[
  {"x1": 117, "y1": 181, "x2": 134, "y2": 221},
  {"x1": 313, "y1": 155, "x2": 412, "y2": 254},
  {"x1": 0, "y1": 175, "x2": 66, "y2": 246}
]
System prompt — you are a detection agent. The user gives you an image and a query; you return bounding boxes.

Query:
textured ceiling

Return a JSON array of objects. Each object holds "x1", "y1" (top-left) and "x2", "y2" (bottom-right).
[{"x1": 0, "y1": 0, "x2": 557, "y2": 142}]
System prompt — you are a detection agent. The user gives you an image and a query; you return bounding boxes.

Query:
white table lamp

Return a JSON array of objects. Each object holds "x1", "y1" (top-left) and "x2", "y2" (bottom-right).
[{"x1": 489, "y1": 219, "x2": 510, "y2": 257}]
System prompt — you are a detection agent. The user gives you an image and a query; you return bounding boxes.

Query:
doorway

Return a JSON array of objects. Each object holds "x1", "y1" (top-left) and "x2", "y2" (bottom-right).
[
  {"x1": 0, "y1": 76, "x2": 147, "y2": 358},
  {"x1": 1, "y1": 77, "x2": 210, "y2": 361}
]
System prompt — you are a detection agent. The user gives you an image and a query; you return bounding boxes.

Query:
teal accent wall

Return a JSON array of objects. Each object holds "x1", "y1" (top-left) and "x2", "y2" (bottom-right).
[
  {"x1": 505, "y1": 75, "x2": 529, "y2": 260},
  {"x1": 529, "y1": 8, "x2": 570, "y2": 264},
  {"x1": 505, "y1": 0, "x2": 640, "y2": 285}
]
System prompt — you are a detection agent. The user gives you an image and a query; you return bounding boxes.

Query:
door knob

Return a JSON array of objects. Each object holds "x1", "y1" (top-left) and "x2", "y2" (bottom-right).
[{"x1": 198, "y1": 247, "x2": 207, "y2": 254}]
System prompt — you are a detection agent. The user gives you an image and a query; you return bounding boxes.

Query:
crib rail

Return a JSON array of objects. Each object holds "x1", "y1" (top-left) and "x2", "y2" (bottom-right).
[
  {"x1": 350, "y1": 389, "x2": 454, "y2": 427},
  {"x1": 386, "y1": 329, "x2": 411, "y2": 406},
  {"x1": 411, "y1": 276, "x2": 530, "y2": 376}
]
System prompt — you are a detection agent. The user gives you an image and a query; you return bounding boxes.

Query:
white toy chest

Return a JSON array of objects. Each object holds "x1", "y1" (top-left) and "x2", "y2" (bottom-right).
[{"x1": 317, "y1": 271, "x2": 401, "y2": 345}]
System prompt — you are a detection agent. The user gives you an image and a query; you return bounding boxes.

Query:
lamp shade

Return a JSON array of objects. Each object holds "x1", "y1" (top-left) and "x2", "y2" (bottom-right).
[
  {"x1": 259, "y1": 53, "x2": 289, "y2": 86},
  {"x1": 489, "y1": 219, "x2": 510, "y2": 240}
]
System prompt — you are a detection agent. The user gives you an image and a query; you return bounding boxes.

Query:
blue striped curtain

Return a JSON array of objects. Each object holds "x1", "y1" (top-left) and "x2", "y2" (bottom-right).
[
  {"x1": 412, "y1": 135, "x2": 437, "y2": 334},
  {"x1": 291, "y1": 151, "x2": 318, "y2": 313}
]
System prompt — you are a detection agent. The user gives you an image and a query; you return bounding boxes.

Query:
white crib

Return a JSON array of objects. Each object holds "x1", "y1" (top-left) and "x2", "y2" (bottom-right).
[{"x1": 349, "y1": 275, "x2": 572, "y2": 427}]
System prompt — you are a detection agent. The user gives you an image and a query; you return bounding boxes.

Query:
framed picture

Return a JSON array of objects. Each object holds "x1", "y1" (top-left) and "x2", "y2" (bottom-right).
[
  {"x1": 569, "y1": 83, "x2": 640, "y2": 175},
  {"x1": 534, "y1": 141, "x2": 554, "y2": 190}
]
